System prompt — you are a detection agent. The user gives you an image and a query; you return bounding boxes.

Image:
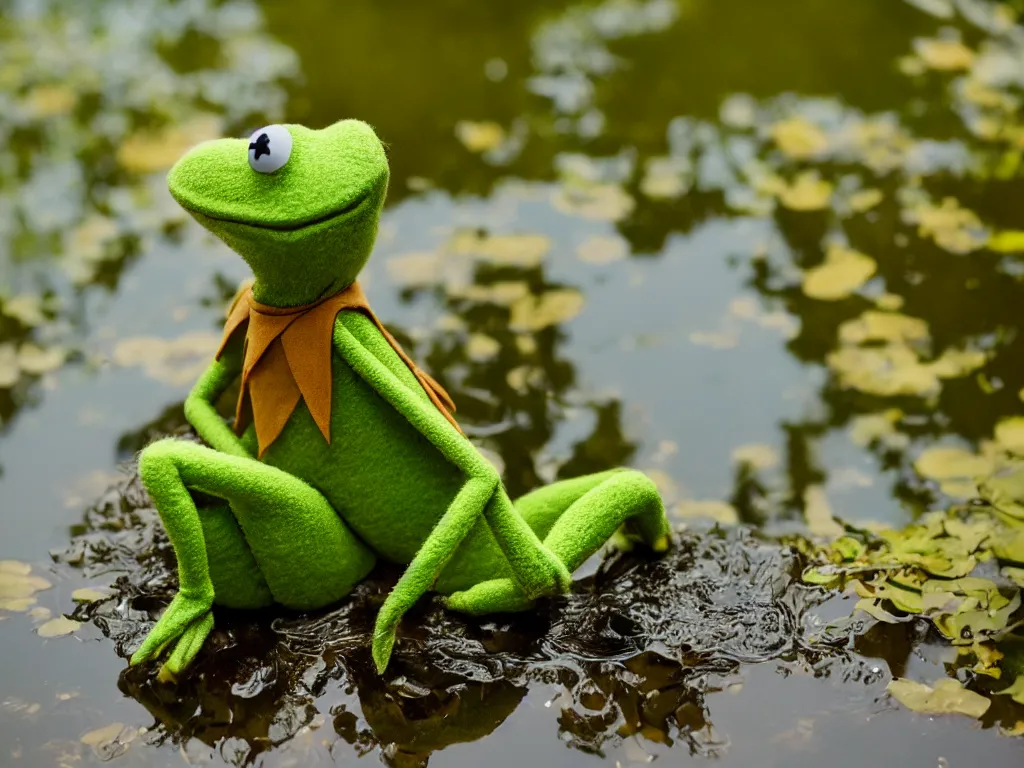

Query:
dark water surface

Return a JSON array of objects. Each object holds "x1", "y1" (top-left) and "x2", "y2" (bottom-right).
[{"x1": 3, "y1": 0, "x2": 1024, "y2": 764}]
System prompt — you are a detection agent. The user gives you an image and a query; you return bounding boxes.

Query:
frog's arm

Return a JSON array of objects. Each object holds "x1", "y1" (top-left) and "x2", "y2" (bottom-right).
[
  {"x1": 184, "y1": 338, "x2": 250, "y2": 459},
  {"x1": 333, "y1": 313, "x2": 570, "y2": 672}
]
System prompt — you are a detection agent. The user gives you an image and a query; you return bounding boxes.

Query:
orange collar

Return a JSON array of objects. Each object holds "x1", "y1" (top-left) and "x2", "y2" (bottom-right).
[{"x1": 217, "y1": 281, "x2": 461, "y2": 457}]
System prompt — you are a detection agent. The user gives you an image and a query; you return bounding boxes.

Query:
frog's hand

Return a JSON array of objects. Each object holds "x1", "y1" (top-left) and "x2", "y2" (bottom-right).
[
  {"x1": 184, "y1": 335, "x2": 250, "y2": 458},
  {"x1": 333, "y1": 313, "x2": 570, "y2": 672}
]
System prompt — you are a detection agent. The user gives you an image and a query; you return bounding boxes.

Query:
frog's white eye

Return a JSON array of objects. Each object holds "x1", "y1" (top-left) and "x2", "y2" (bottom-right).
[{"x1": 247, "y1": 125, "x2": 292, "y2": 173}]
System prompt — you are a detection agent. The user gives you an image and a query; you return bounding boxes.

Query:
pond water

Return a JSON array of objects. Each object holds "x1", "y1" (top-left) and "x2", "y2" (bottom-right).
[{"x1": 3, "y1": 0, "x2": 1024, "y2": 764}]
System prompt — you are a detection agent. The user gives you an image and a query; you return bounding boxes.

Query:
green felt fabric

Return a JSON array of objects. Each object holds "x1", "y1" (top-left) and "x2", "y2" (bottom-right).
[
  {"x1": 133, "y1": 118, "x2": 671, "y2": 677},
  {"x1": 170, "y1": 120, "x2": 389, "y2": 308}
]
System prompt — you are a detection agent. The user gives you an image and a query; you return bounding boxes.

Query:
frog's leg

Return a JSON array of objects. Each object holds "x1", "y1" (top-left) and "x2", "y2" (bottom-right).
[
  {"x1": 130, "y1": 438, "x2": 376, "y2": 676},
  {"x1": 443, "y1": 468, "x2": 670, "y2": 614}
]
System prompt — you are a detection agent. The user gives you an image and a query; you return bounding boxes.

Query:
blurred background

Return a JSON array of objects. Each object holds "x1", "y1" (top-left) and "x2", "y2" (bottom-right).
[{"x1": 2, "y1": 0, "x2": 1024, "y2": 765}]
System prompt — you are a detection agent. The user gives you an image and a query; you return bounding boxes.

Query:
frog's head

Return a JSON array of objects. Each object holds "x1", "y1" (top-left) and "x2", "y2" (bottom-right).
[{"x1": 168, "y1": 119, "x2": 389, "y2": 307}]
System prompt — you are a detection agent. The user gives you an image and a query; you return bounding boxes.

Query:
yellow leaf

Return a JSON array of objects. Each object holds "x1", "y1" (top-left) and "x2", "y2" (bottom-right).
[
  {"x1": 770, "y1": 117, "x2": 828, "y2": 159},
  {"x1": 995, "y1": 417, "x2": 1024, "y2": 454},
  {"x1": 673, "y1": 500, "x2": 738, "y2": 525},
  {"x1": 0, "y1": 571, "x2": 51, "y2": 600},
  {"x1": 576, "y1": 235, "x2": 628, "y2": 264},
  {"x1": 888, "y1": 678, "x2": 990, "y2": 718},
  {"x1": 838, "y1": 311, "x2": 928, "y2": 344},
  {"x1": 909, "y1": 197, "x2": 986, "y2": 254},
  {"x1": 451, "y1": 232, "x2": 551, "y2": 267},
  {"x1": 80, "y1": 723, "x2": 129, "y2": 748},
  {"x1": 805, "y1": 486, "x2": 844, "y2": 537},
  {"x1": 801, "y1": 245, "x2": 877, "y2": 300},
  {"x1": 25, "y1": 85, "x2": 78, "y2": 117},
  {"x1": 731, "y1": 443, "x2": 779, "y2": 470},
  {"x1": 849, "y1": 189, "x2": 884, "y2": 213},
  {"x1": 988, "y1": 230, "x2": 1024, "y2": 253},
  {"x1": 71, "y1": 588, "x2": 109, "y2": 603},
  {"x1": 552, "y1": 183, "x2": 635, "y2": 222},
  {"x1": 465, "y1": 334, "x2": 501, "y2": 362},
  {"x1": 385, "y1": 252, "x2": 440, "y2": 288},
  {"x1": 36, "y1": 617, "x2": 81, "y2": 638},
  {"x1": 914, "y1": 38, "x2": 975, "y2": 71},
  {"x1": 778, "y1": 172, "x2": 833, "y2": 211},
  {"x1": 509, "y1": 290, "x2": 584, "y2": 331},
  {"x1": 112, "y1": 331, "x2": 221, "y2": 387},
  {"x1": 117, "y1": 115, "x2": 222, "y2": 174},
  {"x1": 914, "y1": 446, "x2": 994, "y2": 483},
  {"x1": 454, "y1": 121, "x2": 505, "y2": 153},
  {"x1": 17, "y1": 344, "x2": 65, "y2": 375}
]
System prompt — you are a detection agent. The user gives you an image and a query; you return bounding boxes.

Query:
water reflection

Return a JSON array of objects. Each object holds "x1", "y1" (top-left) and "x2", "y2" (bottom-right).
[
  {"x1": 67, "y1": 462, "x2": 844, "y2": 765},
  {"x1": 4, "y1": 0, "x2": 1024, "y2": 762}
]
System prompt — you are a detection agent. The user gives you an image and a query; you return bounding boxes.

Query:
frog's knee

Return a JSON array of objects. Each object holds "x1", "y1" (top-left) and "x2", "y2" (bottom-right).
[
  {"x1": 138, "y1": 438, "x2": 194, "y2": 491},
  {"x1": 612, "y1": 469, "x2": 671, "y2": 550},
  {"x1": 614, "y1": 469, "x2": 662, "y2": 505}
]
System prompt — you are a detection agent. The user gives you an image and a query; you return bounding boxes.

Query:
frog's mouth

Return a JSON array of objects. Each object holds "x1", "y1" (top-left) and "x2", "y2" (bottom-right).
[{"x1": 185, "y1": 191, "x2": 371, "y2": 233}]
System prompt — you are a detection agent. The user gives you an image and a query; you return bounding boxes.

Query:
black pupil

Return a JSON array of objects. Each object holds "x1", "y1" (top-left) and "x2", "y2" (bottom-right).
[{"x1": 249, "y1": 133, "x2": 271, "y2": 160}]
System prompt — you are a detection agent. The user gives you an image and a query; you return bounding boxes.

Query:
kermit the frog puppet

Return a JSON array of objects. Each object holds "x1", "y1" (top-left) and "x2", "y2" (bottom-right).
[{"x1": 130, "y1": 119, "x2": 671, "y2": 679}]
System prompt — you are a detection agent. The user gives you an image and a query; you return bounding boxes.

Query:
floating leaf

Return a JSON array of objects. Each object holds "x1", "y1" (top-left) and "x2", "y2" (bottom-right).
[
  {"x1": 801, "y1": 245, "x2": 877, "y2": 301},
  {"x1": 914, "y1": 38, "x2": 975, "y2": 71},
  {"x1": 37, "y1": 617, "x2": 81, "y2": 638},
  {"x1": 0, "y1": 560, "x2": 31, "y2": 576},
  {"x1": 552, "y1": 182, "x2": 635, "y2": 222},
  {"x1": 849, "y1": 188, "x2": 884, "y2": 213},
  {"x1": 995, "y1": 417, "x2": 1024, "y2": 455},
  {"x1": 915, "y1": 446, "x2": 994, "y2": 484},
  {"x1": 0, "y1": 570, "x2": 51, "y2": 600},
  {"x1": 112, "y1": 332, "x2": 221, "y2": 387},
  {"x1": 117, "y1": 115, "x2": 222, "y2": 174},
  {"x1": 465, "y1": 334, "x2": 501, "y2": 362},
  {"x1": 777, "y1": 172, "x2": 833, "y2": 211},
  {"x1": 509, "y1": 290, "x2": 584, "y2": 331},
  {"x1": 838, "y1": 311, "x2": 928, "y2": 344},
  {"x1": 451, "y1": 232, "x2": 551, "y2": 267},
  {"x1": 17, "y1": 344, "x2": 65, "y2": 376},
  {"x1": 0, "y1": 598, "x2": 36, "y2": 612},
  {"x1": 454, "y1": 121, "x2": 505, "y2": 153},
  {"x1": 907, "y1": 196, "x2": 986, "y2": 254},
  {"x1": 805, "y1": 486, "x2": 844, "y2": 538},
  {"x1": 0, "y1": 344, "x2": 21, "y2": 389},
  {"x1": 639, "y1": 157, "x2": 689, "y2": 199},
  {"x1": 730, "y1": 443, "x2": 779, "y2": 470},
  {"x1": 71, "y1": 588, "x2": 109, "y2": 603},
  {"x1": 2, "y1": 295, "x2": 46, "y2": 326},
  {"x1": 673, "y1": 500, "x2": 738, "y2": 525},
  {"x1": 770, "y1": 117, "x2": 828, "y2": 159},
  {"x1": 576, "y1": 235, "x2": 628, "y2": 264},
  {"x1": 386, "y1": 252, "x2": 440, "y2": 288},
  {"x1": 25, "y1": 84, "x2": 78, "y2": 117},
  {"x1": 888, "y1": 678, "x2": 990, "y2": 718}
]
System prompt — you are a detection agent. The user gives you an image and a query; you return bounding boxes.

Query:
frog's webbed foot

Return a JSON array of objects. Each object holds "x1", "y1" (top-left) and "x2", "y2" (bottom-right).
[
  {"x1": 130, "y1": 592, "x2": 214, "y2": 678},
  {"x1": 443, "y1": 578, "x2": 535, "y2": 615},
  {"x1": 371, "y1": 616, "x2": 397, "y2": 674}
]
